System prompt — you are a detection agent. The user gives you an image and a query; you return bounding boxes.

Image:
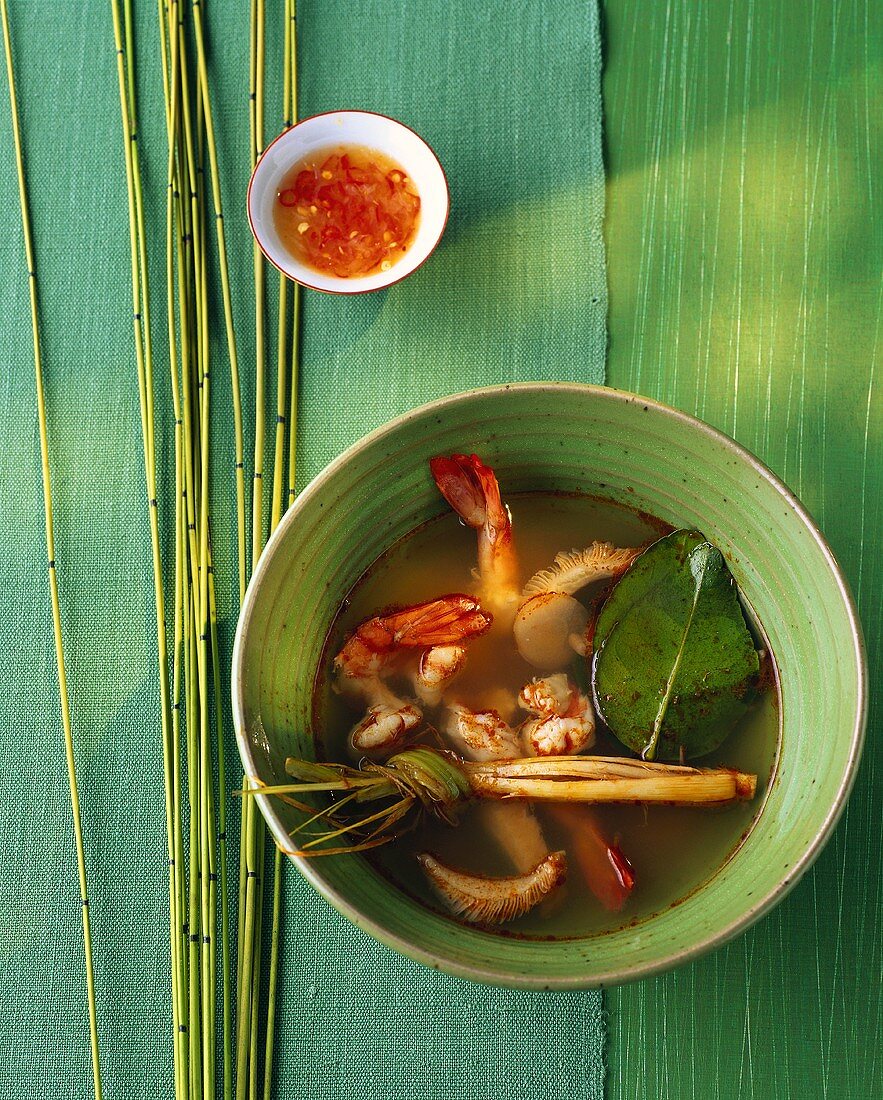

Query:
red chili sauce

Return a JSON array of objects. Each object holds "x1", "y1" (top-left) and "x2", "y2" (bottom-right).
[{"x1": 274, "y1": 145, "x2": 421, "y2": 279}]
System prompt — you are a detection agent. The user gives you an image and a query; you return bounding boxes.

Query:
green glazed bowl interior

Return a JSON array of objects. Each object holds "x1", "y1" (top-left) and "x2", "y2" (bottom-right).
[{"x1": 232, "y1": 383, "x2": 866, "y2": 988}]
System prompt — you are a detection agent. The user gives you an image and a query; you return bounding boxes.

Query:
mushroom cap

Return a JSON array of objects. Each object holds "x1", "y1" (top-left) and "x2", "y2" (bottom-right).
[{"x1": 513, "y1": 592, "x2": 589, "y2": 670}]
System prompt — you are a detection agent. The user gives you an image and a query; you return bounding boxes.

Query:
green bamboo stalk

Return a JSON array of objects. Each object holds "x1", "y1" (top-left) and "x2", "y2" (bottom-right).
[
  {"x1": 176, "y1": 14, "x2": 254, "y2": 1090},
  {"x1": 190, "y1": 0, "x2": 247, "y2": 605},
  {"x1": 248, "y1": 832, "x2": 266, "y2": 1100},
  {"x1": 237, "y1": 4, "x2": 269, "y2": 1095},
  {"x1": 108, "y1": 7, "x2": 186, "y2": 1096},
  {"x1": 162, "y1": 22, "x2": 190, "y2": 1096},
  {"x1": 286, "y1": 0, "x2": 301, "y2": 510},
  {"x1": 250, "y1": 0, "x2": 267, "y2": 571},
  {"x1": 171, "y1": 382, "x2": 189, "y2": 1100},
  {"x1": 0, "y1": 4, "x2": 103, "y2": 1097},
  {"x1": 185, "y1": 587, "x2": 203, "y2": 1100},
  {"x1": 262, "y1": 4, "x2": 299, "y2": 1093},
  {"x1": 261, "y1": 845, "x2": 283, "y2": 1100},
  {"x1": 208, "y1": 549, "x2": 233, "y2": 1099}
]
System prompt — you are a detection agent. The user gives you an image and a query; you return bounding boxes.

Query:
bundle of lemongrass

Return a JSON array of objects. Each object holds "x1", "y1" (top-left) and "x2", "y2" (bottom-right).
[{"x1": 249, "y1": 749, "x2": 758, "y2": 858}]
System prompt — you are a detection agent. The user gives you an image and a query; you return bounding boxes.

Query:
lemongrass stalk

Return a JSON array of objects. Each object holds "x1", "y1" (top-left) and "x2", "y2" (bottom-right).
[
  {"x1": 244, "y1": 750, "x2": 759, "y2": 855},
  {"x1": 109, "y1": 7, "x2": 185, "y2": 1094},
  {"x1": 469, "y1": 773, "x2": 755, "y2": 804},
  {"x1": 0, "y1": 5, "x2": 103, "y2": 1096},
  {"x1": 460, "y1": 754, "x2": 757, "y2": 804}
]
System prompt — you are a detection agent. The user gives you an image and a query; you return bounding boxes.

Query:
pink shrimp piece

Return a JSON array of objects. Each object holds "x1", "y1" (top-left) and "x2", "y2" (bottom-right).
[
  {"x1": 334, "y1": 594, "x2": 492, "y2": 757},
  {"x1": 412, "y1": 644, "x2": 468, "y2": 706},
  {"x1": 429, "y1": 454, "x2": 521, "y2": 621},
  {"x1": 444, "y1": 704, "x2": 522, "y2": 763},
  {"x1": 519, "y1": 674, "x2": 597, "y2": 756}
]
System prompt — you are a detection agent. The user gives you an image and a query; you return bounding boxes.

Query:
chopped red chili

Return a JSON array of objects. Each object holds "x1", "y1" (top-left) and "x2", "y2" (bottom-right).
[{"x1": 273, "y1": 146, "x2": 421, "y2": 279}]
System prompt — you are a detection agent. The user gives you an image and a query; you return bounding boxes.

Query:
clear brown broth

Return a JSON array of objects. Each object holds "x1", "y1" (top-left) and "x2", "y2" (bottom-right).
[{"x1": 313, "y1": 493, "x2": 781, "y2": 938}]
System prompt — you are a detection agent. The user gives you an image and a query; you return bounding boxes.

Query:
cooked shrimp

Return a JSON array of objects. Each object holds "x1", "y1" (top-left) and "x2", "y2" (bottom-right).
[
  {"x1": 515, "y1": 542, "x2": 641, "y2": 668},
  {"x1": 430, "y1": 454, "x2": 521, "y2": 623},
  {"x1": 519, "y1": 674, "x2": 596, "y2": 756},
  {"x1": 514, "y1": 673, "x2": 632, "y2": 910},
  {"x1": 334, "y1": 594, "x2": 492, "y2": 756},
  {"x1": 444, "y1": 704, "x2": 521, "y2": 763},
  {"x1": 411, "y1": 644, "x2": 467, "y2": 706}
]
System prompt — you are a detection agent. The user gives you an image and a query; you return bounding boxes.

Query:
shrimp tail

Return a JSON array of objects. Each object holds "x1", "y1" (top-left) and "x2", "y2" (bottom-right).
[
  {"x1": 547, "y1": 804, "x2": 635, "y2": 912},
  {"x1": 430, "y1": 454, "x2": 510, "y2": 544},
  {"x1": 431, "y1": 454, "x2": 519, "y2": 614}
]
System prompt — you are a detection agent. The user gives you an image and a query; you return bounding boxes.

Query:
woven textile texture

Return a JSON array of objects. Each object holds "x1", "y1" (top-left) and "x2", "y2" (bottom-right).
[
  {"x1": 0, "y1": 2, "x2": 607, "y2": 1099},
  {"x1": 603, "y1": 2, "x2": 883, "y2": 1097}
]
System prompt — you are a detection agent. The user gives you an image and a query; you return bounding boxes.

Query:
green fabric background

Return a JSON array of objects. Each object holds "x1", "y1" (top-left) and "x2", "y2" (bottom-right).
[
  {"x1": 603, "y1": 3, "x2": 882, "y2": 1097},
  {"x1": 0, "y1": 2, "x2": 607, "y2": 1099}
]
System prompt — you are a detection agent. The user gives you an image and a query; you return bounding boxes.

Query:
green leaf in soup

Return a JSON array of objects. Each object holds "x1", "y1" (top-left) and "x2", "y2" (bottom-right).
[{"x1": 591, "y1": 529, "x2": 760, "y2": 762}]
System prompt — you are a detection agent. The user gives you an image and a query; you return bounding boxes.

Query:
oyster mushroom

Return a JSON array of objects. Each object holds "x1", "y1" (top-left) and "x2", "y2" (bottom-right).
[
  {"x1": 514, "y1": 542, "x2": 641, "y2": 669},
  {"x1": 417, "y1": 850, "x2": 568, "y2": 924},
  {"x1": 442, "y1": 704, "x2": 548, "y2": 873}
]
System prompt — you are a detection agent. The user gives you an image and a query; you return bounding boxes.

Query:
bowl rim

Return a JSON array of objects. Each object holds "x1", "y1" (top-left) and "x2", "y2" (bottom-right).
[
  {"x1": 246, "y1": 108, "x2": 451, "y2": 295},
  {"x1": 232, "y1": 381, "x2": 868, "y2": 988}
]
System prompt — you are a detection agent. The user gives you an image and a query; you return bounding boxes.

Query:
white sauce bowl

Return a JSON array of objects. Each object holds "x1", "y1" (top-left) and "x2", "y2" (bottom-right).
[{"x1": 247, "y1": 110, "x2": 449, "y2": 294}]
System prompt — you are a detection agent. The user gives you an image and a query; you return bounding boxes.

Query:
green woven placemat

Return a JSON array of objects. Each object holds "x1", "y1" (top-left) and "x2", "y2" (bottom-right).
[
  {"x1": 603, "y1": 2, "x2": 883, "y2": 1097},
  {"x1": 0, "y1": 2, "x2": 607, "y2": 1097}
]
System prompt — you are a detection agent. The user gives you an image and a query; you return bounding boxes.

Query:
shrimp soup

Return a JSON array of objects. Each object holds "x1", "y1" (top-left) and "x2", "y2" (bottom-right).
[{"x1": 314, "y1": 492, "x2": 780, "y2": 938}]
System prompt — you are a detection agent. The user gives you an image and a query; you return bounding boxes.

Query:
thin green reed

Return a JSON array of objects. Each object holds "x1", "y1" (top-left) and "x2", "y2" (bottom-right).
[
  {"x1": 108, "y1": 3, "x2": 185, "y2": 1093},
  {"x1": 1, "y1": 2, "x2": 103, "y2": 1097}
]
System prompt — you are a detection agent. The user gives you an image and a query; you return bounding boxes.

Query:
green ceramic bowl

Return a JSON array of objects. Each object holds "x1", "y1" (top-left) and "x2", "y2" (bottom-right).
[{"x1": 232, "y1": 383, "x2": 866, "y2": 988}]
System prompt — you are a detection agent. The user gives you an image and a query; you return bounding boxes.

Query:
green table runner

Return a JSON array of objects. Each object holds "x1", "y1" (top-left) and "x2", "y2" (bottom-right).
[
  {"x1": 603, "y1": 3, "x2": 882, "y2": 1097},
  {"x1": 0, "y1": 2, "x2": 607, "y2": 1097}
]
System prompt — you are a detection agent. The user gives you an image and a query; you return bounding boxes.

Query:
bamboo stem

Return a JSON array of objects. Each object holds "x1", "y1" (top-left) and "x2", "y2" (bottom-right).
[
  {"x1": 190, "y1": 0, "x2": 247, "y2": 604},
  {"x1": 0, "y1": 4, "x2": 103, "y2": 1096},
  {"x1": 250, "y1": 0, "x2": 267, "y2": 569},
  {"x1": 286, "y1": 0, "x2": 300, "y2": 510},
  {"x1": 109, "y1": 5, "x2": 187, "y2": 1095},
  {"x1": 261, "y1": 846, "x2": 283, "y2": 1100},
  {"x1": 261, "y1": 5, "x2": 298, "y2": 1093}
]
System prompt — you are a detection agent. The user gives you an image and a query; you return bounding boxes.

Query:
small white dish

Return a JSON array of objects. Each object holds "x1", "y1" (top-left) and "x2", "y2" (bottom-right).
[{"x1": 247, "y1": 110, "x2": 449, "y2": 294}]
